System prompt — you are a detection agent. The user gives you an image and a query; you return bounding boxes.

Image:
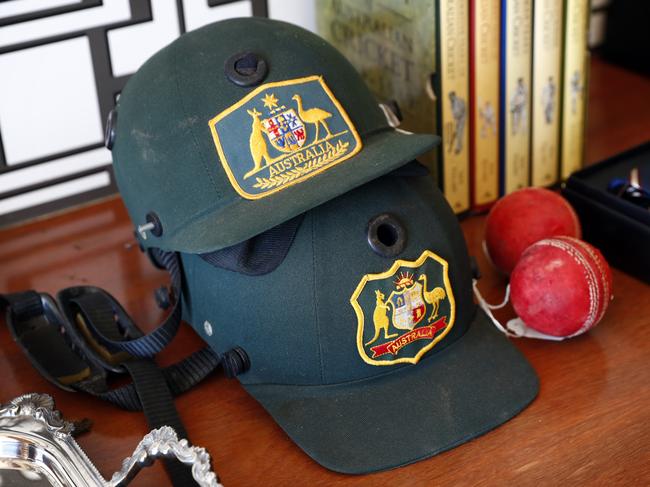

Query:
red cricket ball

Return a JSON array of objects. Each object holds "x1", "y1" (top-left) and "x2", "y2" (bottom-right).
[
  {"x1": 485, "y1": 188, "x2": 582, "y2": 275},
  {"x1": 510, "y1": 236, "x2": 613, "y2": 338}
]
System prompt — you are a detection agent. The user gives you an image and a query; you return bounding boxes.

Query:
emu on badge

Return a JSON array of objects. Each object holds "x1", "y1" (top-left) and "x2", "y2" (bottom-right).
[
  {"x1": 350, "y1": 250, "x2": 456, "y2": 366},
  {"x1": 209, "y1": 76, "x2": 362, "y2": 199}
]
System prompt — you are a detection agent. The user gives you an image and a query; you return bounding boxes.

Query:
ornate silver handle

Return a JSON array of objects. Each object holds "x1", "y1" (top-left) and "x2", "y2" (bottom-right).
[
  {"x1": 0, "y1": 393, "x2": 222, "y2": 487},
  {"x1": 109, "y1": 426, "x2": 223, "y2": 487}
]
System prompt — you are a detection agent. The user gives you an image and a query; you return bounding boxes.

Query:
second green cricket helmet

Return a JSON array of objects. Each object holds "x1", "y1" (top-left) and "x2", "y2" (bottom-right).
[{"x1": 109, "y1": 17, "x2": 438, "y2": 253}]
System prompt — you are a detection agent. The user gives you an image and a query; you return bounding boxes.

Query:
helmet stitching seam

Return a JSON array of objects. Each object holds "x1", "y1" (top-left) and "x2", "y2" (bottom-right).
[
  {"x1": 172, "y1": 40, "x2": 220, "y2": 195},
  {"x1": 311, "y1": 212, "x2": 326, "y2": 384}
]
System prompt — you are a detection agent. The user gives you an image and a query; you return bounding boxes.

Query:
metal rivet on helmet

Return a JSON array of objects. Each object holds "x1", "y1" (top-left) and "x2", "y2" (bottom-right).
[
  {"x1": 146, "y1": 212, "x2": 163, "y2": 237},
  {"x1": 367, "y1": 213, "x2": 407, "y2": 258},
  {"x1": 224, "y1": 52, "x2": 268, "y2": 87},
  {"x1": 104, "y1": 109, "x2": 117, "y2": 150},
  {"x1": 136, "y1": 212, "x2": 164, "y2": 240}
]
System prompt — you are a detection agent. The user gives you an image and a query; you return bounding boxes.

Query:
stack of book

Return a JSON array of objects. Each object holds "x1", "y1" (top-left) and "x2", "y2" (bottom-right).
[{"x1": 317, "y1": 0, "x2": 591, "y2": 214}]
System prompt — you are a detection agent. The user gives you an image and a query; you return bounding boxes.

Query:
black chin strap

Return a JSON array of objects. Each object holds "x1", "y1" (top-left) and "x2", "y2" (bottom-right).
[
  {"x1": 89, "y1": 249, "x2": 183, "y2": 358},
  {"x1": 0, "y1": 250, "x2": 249, "y2": 487}
]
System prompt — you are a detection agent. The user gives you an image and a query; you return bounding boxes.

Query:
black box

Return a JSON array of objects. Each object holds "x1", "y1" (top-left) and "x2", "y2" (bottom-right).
[{"x1": 562, "y1": 142, "x2": 650, "y2": 284}]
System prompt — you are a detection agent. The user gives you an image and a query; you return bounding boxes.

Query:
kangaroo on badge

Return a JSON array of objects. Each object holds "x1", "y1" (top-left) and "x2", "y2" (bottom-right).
[
  {"x1": 366, "y1": 290, "x2": 398, "y2": 346},
  {"x1": 246, "y1": 108, "x2": 273, "y2": 178}
]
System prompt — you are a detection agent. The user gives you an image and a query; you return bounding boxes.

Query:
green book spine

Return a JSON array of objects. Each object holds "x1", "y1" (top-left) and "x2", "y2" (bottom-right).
[{"x1": 316, "y1": 0, "x2": 439, "y2": 185}]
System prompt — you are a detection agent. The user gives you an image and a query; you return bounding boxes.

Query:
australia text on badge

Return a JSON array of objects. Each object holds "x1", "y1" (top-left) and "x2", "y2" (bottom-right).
[{"x1": 209, "y1": 75, "x2": 362, "y2": 199}]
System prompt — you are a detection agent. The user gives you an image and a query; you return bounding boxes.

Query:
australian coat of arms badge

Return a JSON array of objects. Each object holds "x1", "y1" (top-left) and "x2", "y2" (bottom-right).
[
  {"x1": 350, "y1": 250, "x2": 456, "y2": 366},
  {"x1": 209, "y1": 75, "x2": 362, "y2": 199}
]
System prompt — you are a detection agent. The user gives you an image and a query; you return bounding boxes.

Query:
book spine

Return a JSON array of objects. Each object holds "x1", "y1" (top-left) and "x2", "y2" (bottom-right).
[
  {"x1": 315, "y1": 0, "x2": 439, "y2": 181},
  {"x1": 560, "y1": 0, "x2": 590, "y2": 180},
  {"x1": 531, "y1": 0, "x2": 564, "y2": 187},
  {"x1": 499, "y1": 0, "x2": 533, "y2": 195},
  {"x1": 470, "y1": 0, "x2": 500, "y2": 211},
  {"x1": 437, "y1": 0, "x2": 471, "y2": 214}
]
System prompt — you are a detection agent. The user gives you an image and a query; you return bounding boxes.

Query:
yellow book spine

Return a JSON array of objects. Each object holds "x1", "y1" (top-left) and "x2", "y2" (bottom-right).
[
  {"x1": 440, "y1": 0, "x2": 470, "y2": 213},
  {"x1": 472, "y1": 0, "x2": 500, "y2": 207},
  {"x1": 560, "y1": 0, "x2": 590, "y2": 180},
  {"x1": 502, "y1": 0, "x2": 533, "y2": 194},
  {"x1": 531, "y1": 0, "x2": 564, "y2": 187}
]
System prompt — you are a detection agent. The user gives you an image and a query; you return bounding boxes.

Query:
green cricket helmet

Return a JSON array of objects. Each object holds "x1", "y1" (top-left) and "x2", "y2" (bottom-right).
[
  {"x1": 110, "y1": 17, "x2": 438, "y2": 253},
  {"x1": 181, "y1": 169, "x2": 538, "y2": 474}
]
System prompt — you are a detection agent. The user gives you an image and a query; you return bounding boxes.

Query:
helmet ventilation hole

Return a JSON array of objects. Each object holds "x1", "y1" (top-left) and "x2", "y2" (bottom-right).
[
  {"x1": 225, "y1": 52, "x2": 268, "y2": 87},
  {"x1": 367, "y1": 214, "x2": 407, "y2": 258}
]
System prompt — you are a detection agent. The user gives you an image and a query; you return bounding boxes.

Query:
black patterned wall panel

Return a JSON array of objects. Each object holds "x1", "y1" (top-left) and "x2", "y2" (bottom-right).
[{"x1": 0, "y1": 0, "x2": 315, "y2": 227}]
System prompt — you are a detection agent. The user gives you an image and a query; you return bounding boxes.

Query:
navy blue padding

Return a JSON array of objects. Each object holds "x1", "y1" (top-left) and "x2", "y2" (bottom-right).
[{"x1": 199, "y1": 214, "x2": 305, "y2": 275}]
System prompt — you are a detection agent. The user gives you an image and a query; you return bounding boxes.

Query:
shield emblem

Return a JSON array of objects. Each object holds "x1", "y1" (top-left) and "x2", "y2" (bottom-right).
[
  {"x1": 262, "y1": 109, "x2": 306, "y2": 153},
  {"x1": 350, "y1": 250, "x2": 456, "y2": 367},
  {"x1": 387, "y1": 281, "x2": 426, "y2": 330}
]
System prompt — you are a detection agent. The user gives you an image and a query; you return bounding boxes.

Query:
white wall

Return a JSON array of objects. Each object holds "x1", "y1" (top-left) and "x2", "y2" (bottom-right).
[{"x1": 0, "y1": 0, "x2": 315, "y2": 224}]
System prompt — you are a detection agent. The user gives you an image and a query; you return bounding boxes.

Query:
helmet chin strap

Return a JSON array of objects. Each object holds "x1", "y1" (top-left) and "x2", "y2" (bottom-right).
[{"x1": 472, "y1": 279, "x2": 568, "y2": 341}]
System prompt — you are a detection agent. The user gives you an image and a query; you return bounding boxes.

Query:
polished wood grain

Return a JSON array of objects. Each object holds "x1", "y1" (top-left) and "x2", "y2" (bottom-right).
[{"x1": 1, "y1": 56, "x2": 649, "y2": 487}]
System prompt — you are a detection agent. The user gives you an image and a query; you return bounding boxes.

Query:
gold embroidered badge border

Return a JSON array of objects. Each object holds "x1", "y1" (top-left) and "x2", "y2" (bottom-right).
[
  {"x1": 208, "y1": 75, "x2": 362, "y2": 200},
  {"x1": 350, "y1": 250, "x2": 456, "y2": 366}
]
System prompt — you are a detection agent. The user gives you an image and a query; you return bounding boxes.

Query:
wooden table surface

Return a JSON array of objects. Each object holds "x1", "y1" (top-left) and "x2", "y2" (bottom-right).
[{"x1": 1, "y1": 56, "x2": 649, "y2": 486}]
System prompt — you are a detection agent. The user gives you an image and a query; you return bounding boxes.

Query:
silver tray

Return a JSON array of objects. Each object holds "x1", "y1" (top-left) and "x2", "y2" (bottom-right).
[{"x1": 0, "y1": 393, "x2": 221, "y2": 486}]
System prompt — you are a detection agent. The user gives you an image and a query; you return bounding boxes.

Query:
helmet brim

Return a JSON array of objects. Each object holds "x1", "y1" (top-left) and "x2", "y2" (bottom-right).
[
  {"x1": 163, "y1": 129, "x2": 439, "y2": 253},
  {"x1": 244, "y1": 308, "x2": 539, "y2": 474}
]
